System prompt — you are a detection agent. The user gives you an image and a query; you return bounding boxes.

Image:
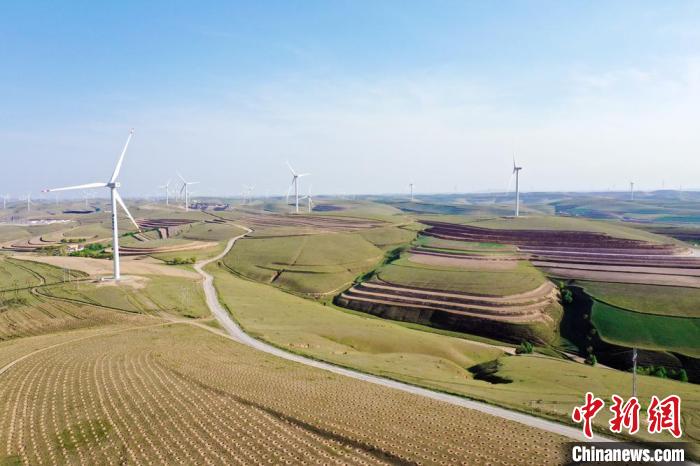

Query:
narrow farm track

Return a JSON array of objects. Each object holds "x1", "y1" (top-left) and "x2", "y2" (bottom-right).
[{"x1": 196, "y1": 226, "x2": 609, "y2": 443}]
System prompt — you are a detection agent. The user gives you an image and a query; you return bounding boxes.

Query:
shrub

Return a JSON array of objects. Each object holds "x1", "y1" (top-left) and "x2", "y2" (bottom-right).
[
  {"x1": 585, "y1": 354, "x2": 597, "y2": 366},
  {"x1": 561, "y1": 288, "x2": 573, "y2": 304},
  {"x1": 515, "y1": 341, "x2": 533, "y2": 354},
  {"x1": 166, "y1": 257, "x2": 196, "y2": 265}
]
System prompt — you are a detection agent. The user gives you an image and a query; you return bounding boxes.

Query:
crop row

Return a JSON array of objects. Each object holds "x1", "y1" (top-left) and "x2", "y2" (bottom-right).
[{"x1": 1, "y1": 324, "x2": 567, "y2": 465}]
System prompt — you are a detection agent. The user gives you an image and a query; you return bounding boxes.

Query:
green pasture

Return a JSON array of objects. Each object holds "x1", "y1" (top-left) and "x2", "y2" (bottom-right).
[
  {"x1": 179, "y1": 222, "x2": 247, "y2": 241},
  {"x1": 579, "y1": 281, "x2": 700, "y2": 318},
  {"x1": 224, "y1": 228, "x2": 411, "y2": 295},
  {"x1": 591, "y1": 301, "x2": 700, "y2": 358}
]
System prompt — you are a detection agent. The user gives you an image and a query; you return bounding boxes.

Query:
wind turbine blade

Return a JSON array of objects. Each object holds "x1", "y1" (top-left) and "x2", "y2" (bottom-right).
[
  {"x1": 177, "y1": 172, "x2": 187, "y2": 184},
  {"x1": 286, "y1": 183, "x2": 294, "y2": 203},
  {"x1": 109, "y1": 129, "x2": 134, "y2": 183},
  {"x1": 43, "y1": 182, "x2": 108, "y2": 193},
  {"x1": 189, "y1": 181, "x2": 200, "y2": 185},
  {"x1": 286, "y1": 161, "x2": 297, "y2": 176},
  {"x1": 113, "y1": 190, "x2": 141, "y2": 231},
  {"x1": 298, "y1": 173, "x2": 311, "y2": 177},
  {"x1": 180, "y1": 184, "x2": 186, "y2": 195}
]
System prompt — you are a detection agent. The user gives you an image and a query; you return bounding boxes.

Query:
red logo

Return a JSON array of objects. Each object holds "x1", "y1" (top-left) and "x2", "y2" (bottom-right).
[
  {"x1": 647, "y1": 395, "x2": 682, "y2": 438},
  {"x1": 609, "y1": 395, "x2": 640, "y2": 434},
  {"x1": 572, "y1": 392, "x2": 605, "y2": 439}
]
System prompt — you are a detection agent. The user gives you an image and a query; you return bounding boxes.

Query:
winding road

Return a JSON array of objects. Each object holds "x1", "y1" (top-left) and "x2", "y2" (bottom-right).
[{"x1": 195, "y1": 227, "x2": 609, "y2": 442}]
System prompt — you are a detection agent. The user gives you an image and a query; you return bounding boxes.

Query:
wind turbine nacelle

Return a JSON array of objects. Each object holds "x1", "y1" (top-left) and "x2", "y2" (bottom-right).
[{"x1": 108, "y1": 182, "x2": 121, "y2": 188}]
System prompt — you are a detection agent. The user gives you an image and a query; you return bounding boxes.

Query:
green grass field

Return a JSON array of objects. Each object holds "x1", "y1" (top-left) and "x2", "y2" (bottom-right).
[
  {"x1": 590, "y1": 301, "x2": 700, "y2": 358},
  {"x1": 42, "y1": 275, "x2": 209, "y2": 318},
  {"x1": 209, "y1": 264, "x2": 699, "y2": 446},
  {"x1": 375, "y1": 256, "x2": 546, "y2": 295},
  {"x1": 224, "y1": 228, "x2": 412, "y2": 295},
  {"x1": 579, "y1": 281, "x2": 700, "y2": 318},
  {"x1": 179, "y1": 222, "x2": 247, "y2": 241},
  {"x1": 0, "y1": 256, "x2": 85, "y2": 290}
]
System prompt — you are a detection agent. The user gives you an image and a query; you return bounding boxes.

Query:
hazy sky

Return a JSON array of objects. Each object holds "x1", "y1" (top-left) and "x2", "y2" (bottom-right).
[{"x1": 2, "y1": 1, "x2": 700, "y2": 198}]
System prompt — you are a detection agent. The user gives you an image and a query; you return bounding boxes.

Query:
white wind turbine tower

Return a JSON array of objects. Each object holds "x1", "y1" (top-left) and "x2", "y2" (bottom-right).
[
  {"x1": 286, "y1": 161, "x2": 310, "y2": 214},
  {"x1": 159, "y1": 179, "x2": 172, "y2": 205},
  {"x1": 630, "y1": 181, "x2": 635, "y2": 201},
  {"x1": 2, "y1": 194, "x2": 9, "y2": 210},
  {"x1": 177, "y1": 173, "x2": 199, "y2": 212},
  {"x1": 42, "y1": 129, "x2": 140, "y2": 281},
  {"x1": 82, "y1": 190, "x2": 90, "y2": 209},
  {"x1": 300, "y1": 185, "x2": 314, "y2": 213},
  {"x1": 512, "y1": 156, "x2": 523, "y2": 217},
  {"x1": 409, "y1": 182, "x2": 414, "y2": 202},
  {"x1": 25, "y1": 193, "x2": 32, "y2": 212}
]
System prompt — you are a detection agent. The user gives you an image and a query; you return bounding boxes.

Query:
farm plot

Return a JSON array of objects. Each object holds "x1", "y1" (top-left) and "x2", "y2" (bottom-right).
[
  {"x1": 0, "y1": 323, "x2": 568, "y2": 465},
  {"x1": 376, "y1": 257, "x2": 547, "y2": 296},
  {"x1": 0, "y1": 289, "x2": 143, "y2": 342},
  {"x1": 0, "y1": 257, "x2": 85, "y2": 291}
]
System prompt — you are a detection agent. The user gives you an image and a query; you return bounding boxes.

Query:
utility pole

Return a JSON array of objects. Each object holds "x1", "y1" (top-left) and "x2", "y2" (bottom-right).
[{"x1": 632, "y1": 348, "x2": 638, "y2": 398}]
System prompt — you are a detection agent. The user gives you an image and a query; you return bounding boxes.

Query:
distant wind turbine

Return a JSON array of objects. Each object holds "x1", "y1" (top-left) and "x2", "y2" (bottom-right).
[
  {"x1": 409, "y1": 183, "x2": 414, "y2": 202},
  {"x1": 43, "y1": 129, "x2": 140, "y2": 281},
  {"x1": 159, "y1": 179, "x2": 172, "y2": 205},
  {"x1": 286, "y1": 161, "x2": 310, "y2": 214},
  {"x1": 2, "y1": 194, "x2": 9, "y2": 209},
  {"x1": 512, "y1": 156, "x2": 523, "y2": 217},
  {"x1": 177, "y1": 173, "x2": 199, "y2": 212},
  {"x1": 630, "y1": 181, "x2": 635, "y2": 201},
  {"x1": 300, "y1": 185, "x2": 314, "y2": 213},
  {"x1": 25, "y1": 193, "x2": 32, "y2": 212}
]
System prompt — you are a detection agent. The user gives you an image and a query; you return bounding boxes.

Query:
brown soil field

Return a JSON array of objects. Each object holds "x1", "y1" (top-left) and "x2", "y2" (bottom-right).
[
  {"x1": 408, "y1": 252, "x2": 517, "y2": 270},
  {"x1": 222, "y1": 211, "x2": 386, "y2": 232},
  {"x1": 422, "y1": 221, "x2": 680, "y2": 251},
  {"x1": 12, "y1": 255, "x2": 199, "y2": 279},
  {"x1": 0, "y1": 323, "x2": 567, "y2": 465},
  {"x1": 540, "y1": 266, "x2": 700, "y2": 288}
]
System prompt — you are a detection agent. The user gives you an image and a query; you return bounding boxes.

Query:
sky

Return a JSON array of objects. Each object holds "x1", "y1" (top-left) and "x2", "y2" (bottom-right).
[{"x1": 1, "y1": 1, "x2": 700, "y2": 198}]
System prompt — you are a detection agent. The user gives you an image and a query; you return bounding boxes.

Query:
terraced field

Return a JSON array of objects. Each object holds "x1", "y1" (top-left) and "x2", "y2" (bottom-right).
[{"x1": 375, "y1": 256, "x2": 547, "y2": 296}]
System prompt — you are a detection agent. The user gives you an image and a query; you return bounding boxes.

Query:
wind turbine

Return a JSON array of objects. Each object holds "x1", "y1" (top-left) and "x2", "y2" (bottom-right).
[
  {"x1": 512, "y1": 156, "x2": 523, "y2": 217},
  {"x1": 2, "y1": 194, "x2": 9, "y2": 210},
  {"x1": 630, "y1": 181, "x2": 635, "y2": 201},
  {"x1": 42, "y1": 129, "x2": 140, "y2": 281},
  {"x1": 300, "y1": 185, "x2": 314, "y2": 213},
  {"x1": 177, "y1": 173, "x2": 199, "y2": 212},
  {"x1": 159, "y1": 179, "x2": 172, "y2": 205},
  {"x1": 25, "y1": 193, "x2": 32, "y2": 212},
  {"x1": 409, "y1": 183, "x2": 414, "y2": 202},
  {"x1": 82, "y1": 190, "x2": 90, "y2": 209},
  {"x1": 286, "y1": 161, "x2": 310, "y2": 214}
]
